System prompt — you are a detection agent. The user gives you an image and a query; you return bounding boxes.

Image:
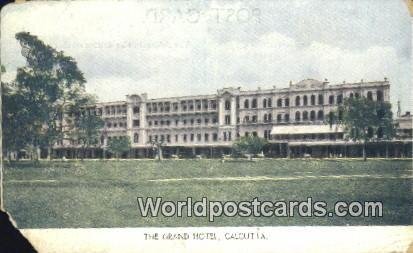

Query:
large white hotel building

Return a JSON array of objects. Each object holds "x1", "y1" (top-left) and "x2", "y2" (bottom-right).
[{"x1": 55, "y1": 78, "x2": 412, "y2": 158}]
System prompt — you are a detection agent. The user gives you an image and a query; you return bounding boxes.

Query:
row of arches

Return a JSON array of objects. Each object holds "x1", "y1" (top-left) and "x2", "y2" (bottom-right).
[{"x1": 294, "y1": 110, "x2": 324, "y2": 121}]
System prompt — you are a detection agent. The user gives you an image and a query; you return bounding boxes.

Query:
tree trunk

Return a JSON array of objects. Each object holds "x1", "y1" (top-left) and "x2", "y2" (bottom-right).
[
  {"x1": 47, "y1": 146, "x2": 52, "y2": 160},
  {"x1": 362, "y1": 141, "x2": 367, "y2": 161},
  {"x1": 158, "y1": 146, "x2": 163, "y2": 160},
  {"x1": 385, "y1": 143, "x2": 389, "y2": 158}
]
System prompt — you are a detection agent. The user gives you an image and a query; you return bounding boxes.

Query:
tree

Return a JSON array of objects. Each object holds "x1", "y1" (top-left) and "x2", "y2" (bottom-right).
[
  {"x1": 149, "y1": 140, "x2": 165, "y2": 160},
  {"x1": 14, "y1": 32, "x2": 87, "y2": 160},
  {"x1": 331, "y1": 96, "x2": 395, "y2": 161},
  {"x1": 233, "y1": 136, "x2": 268, "y2": 160},
  {"x1": 69, "y1": 98, "x2": 105, "y2": 159},
  {"x1": 107, "y1": 136, "x2": 131, "y2": 159}
]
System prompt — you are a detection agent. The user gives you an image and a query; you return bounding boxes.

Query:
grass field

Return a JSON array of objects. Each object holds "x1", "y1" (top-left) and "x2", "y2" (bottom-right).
[{"x1": 3, "y1": 159, "x2": 413, "y2": 228}]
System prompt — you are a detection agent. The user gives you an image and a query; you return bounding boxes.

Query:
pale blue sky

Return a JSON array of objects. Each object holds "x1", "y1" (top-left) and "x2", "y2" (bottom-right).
[{"x1": 1, "y1": 0, "x2": 412, "y2": 112}]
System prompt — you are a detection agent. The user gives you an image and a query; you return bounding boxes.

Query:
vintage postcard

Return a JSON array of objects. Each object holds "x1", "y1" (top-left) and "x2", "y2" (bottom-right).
[{"x1": 0, "y1": 0, "x2": 412, "y2": 252}]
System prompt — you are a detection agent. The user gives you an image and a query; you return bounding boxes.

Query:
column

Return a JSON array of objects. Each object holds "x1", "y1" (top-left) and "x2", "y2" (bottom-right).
[{"x1": 139, "y1": 102, "x2": 147, "y2": 144}]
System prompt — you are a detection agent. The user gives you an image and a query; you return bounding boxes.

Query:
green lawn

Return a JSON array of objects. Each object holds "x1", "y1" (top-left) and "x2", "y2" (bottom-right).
[{"x1": 3, "y1": 159, "x2": 413, "y2": 228}]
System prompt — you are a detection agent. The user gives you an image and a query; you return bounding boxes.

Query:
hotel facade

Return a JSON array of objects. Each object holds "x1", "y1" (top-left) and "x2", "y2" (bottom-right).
[{"x1": 54, "y1": 78, "x2": 412, "y2": 159}]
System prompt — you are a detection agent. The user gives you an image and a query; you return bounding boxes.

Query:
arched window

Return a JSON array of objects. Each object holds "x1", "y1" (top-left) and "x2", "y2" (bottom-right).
[
  {"x1": 303, "y1": 111, "x2": 308, "y2": 121},
  {"x1": 134, "y1": 133, "x2": 139, "y2": 143},
  {"x1": 377, "y1": 127, "x2": 383, "y2": 139},
  {"x1": 295, "y1": 111, "x2": 301, "y2": 121},
  {"x1": 244, "y1": 99, "x2": 249, "y2": 109},
  {"x1": 377, "y1": 90, "x2": 383, "y2": 101},
  {"x1": 225, "y1": 100, "x2": 231, "y2": 110},
  {"x1": 263, "y1": 99, "x2": 267, "y2": 108},
  {"x1": 311, "y1": 95, "x2": 316, "y2": 105},
  {"x1": 349, "y1": 93, "x2": 354, "y2": 98},
  {"x1": 329, "y1": 95, "x2": 334, "y2": 105},
  {"x1": 268, "y1": 113, "x2": 272, "y2": 122},
  {"x1": 252, "y1": 98, "x2": 257, "y2": 108},
  {"x1": 268, "y1": 98, "x2": 272, "y2": 107},
  {"x1": 277, "y1": 114, "x2": 282, "y2": 122},
  {"x1": 367, "y1": 91, "x2": 373, "y2": 101},
  {"x1": 337, "y1": 94, "x2": 343, "y2": 104},
  {"x1": 277, "y1": 98, "x2": 282, "y2": 107},
  {"x1": 284, "y1": 114, "x2": 290, "y2": 122},
  {"x1": 295, "y1": 96, "x2": 301, "y2": 106},
  {"x1": 317, "y1": 110, "x2": 324, "y2": 120},
  {"x1": 310, "y1": 111, "x2": 316, "y2": 121},
  {"x1": 285, "y1": 98, "x2": 290, "y2": 107},
  {"x1": 263, "y1": 114, "x2": 268, "y2": 122},
  {"x1": 303, "y1": 96, "x2": 308, "y2": 106},
  {"x1": 318, "y1": 94, "x2": 324, "y2": 105}
]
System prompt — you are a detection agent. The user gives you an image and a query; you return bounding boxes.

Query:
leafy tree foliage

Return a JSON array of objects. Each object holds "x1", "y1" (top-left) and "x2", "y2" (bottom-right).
[
  {"x1": 107, "y1": 136, "x2": 131, "y2": 159},
  {"x1": 9, "y1": 32, "x2": 88, "y2": 159},
  {"x1": 69, "y1": 97, "x2": 105, "y2": 159},
  {"x1": 332, "y1": 96, "x2": 395, "y2": 160},
  {"x1": 233, "y1": 136, "x2": 268, "y2": 159}
]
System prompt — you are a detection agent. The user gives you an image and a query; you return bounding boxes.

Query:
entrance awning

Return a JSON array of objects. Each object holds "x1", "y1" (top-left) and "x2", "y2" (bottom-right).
[{"x1": 271, "y1": 124, "x2": 343, "y2": 135}]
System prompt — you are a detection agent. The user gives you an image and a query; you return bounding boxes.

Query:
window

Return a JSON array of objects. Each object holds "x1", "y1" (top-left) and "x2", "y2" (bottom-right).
[
  {"x1": 134, "y1": 133, "x2": 139, "y2": 143},
  {"x1": 268, "y1": 113, "x2": 272, "y2": 122},
  {"x1": 349, "y1": 93, "x2": 354, "y2": 98},
  {"x1": 277, "y1": 98, "x2": 282, "y2": 107},
  {"x1": 190, "y1": 133, "x2": 194, "y2": 141},
  {"x1": 183, "y1": 134, "x2": 187, "y2": 142},
  {"x1": 285, "y1": 98, "x2": 290, "y2": 107},
  {"x1": 252, "y1": 98, "x2": 257, "y2": 108},
  {"x1": 225, "y1": 100, "x2": 231, "y2": 110},
  {"x1": 318, "y1": 94, "x2": 324, "y2": 105},
  {"x1": 244, "y1": 116, "x2": 250, "y2": 122},
  {"x1": 367, "y1": 91, "x2": 373, "y2": 101},
  {"x1": 244, "y1": 99, "x2": 250, "y2": 109},
  {"x1": 252, "y1": 115, "x2": 257, "y2": 123},
  {"x1": 133, "y1": 106, "x2": 139, "y2": 114},
  {"x1": 277, "y1": 114, "x2": 282, "y2": 122},
  {"x1": 317, "y1": 110, "x2": 324, "y2": 120},
  {"x1": 197, "y1": 134, "x2": 201, "y2": 141},
  {"x1": 205, "y1": 118, "x2": 209, "y2": 124},
  {"x1": 311, "y1": 95, "x2": 315, "y2": 105},
  {"x1": 310, "y1": 111, "x2": 316, "y2": 121},
  {"x1": 337, "y1": 94, "x2": 343, "y2": 104},
  {"x1": 303, "y1": 96, "x2": 308, "y2": 106},
  {"x1": 190, "y1": 119, "x2": 194, "y2": 125},
  {"x1": 284, "y1": 114, "x2": 290, "y2": 122},
  {"x1": 377, "y1": 90, "x2": 383, "y2": 101},
  {"x1": 268, "y1": 98, "x2": 272, "y2": 107},
  {"x1": 225, "y1": 115, "x2": 231, "y2": 125},
  {"x1": 295, "y1": 111, "x2": 301, "y2": 121},
  {"x1": 167, "y1": 135, "x2": 171, "y2": 143},
  {"x1": 213, "y1": 133, "x2": 218, "y2": 141},
  {"x1": 175, "y1": 135, "x2": 178, "y2": 142},
  {"x1": 204, "y1": 133, "x2": 209, "y2": 142},
  {"x1": 329, "y1": 95, "x2": 334, "y2": 105},
  {"x1": 295, "y1": 96, "x2": 300, "y2": 106},
  {"x1": 133, "y1": 120, "x2": 140, "y2": 127},
  {"x1": 252, "y1": 131, "x2": 257, "y2": 137},
  {"x1": 175, "y1": 119, "x2": 179, "y2": 126},
  {"x1": 263, "y1": 99, "x2": 267, "y2": 108},
  {"x1": 197, "y1": 118, "x2": 201, "y2": 125},
  {"x1": 303, "y1": 111, "x2": 308, "y2": 121},
  {"x1": 223, "y1": 132, "x2": 227, "y2": 141},
  {"x1": 213, "y1": 117, "x2": 218, "y2": 124}
]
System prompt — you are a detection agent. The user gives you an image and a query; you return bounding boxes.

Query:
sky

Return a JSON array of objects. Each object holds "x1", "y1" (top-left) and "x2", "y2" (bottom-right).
[{"x1": 1, "y1": 0, "x2": 412, "y2": 112}]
